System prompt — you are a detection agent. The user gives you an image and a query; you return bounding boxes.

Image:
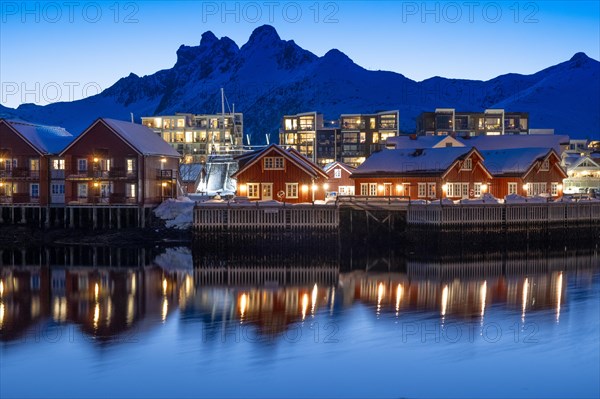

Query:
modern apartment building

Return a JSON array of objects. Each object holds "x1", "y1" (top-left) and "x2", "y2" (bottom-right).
[
  {"x1": 279, "y1": 110, "x2": 399, "y2": 168},
  {"x1": 417, "y1": 109, "x2": 529, "y2": 136},
  {"x1": 339, "y1": 111, "x2": 399, "y2": 167},
  {"x1": 141, "y1": 112, "x2": 244, "y2": 163}
]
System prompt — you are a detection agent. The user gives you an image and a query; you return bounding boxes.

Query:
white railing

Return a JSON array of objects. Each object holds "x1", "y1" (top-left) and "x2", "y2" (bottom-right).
[
  {"x1": 407, "y1": 202, "x2": 600, "y2": 226},
  {"x1": 194, "y1": 202, "x2": 339, "y2": 230}
]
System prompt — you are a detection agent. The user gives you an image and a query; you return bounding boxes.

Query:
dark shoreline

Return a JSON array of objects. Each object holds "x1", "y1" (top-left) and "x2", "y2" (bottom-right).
[{"x1": 0, "y1": 225, "x2": 191, "y2": 248}]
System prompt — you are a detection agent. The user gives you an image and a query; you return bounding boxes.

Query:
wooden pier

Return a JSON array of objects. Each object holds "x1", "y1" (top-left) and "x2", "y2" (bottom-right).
[{"x1": 194, "y1": 197, "x2": 600, "y2": 233}]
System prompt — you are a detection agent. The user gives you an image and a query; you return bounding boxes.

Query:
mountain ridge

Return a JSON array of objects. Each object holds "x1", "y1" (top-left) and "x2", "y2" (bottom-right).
[{"x1": 1, "y1": 24, "x2": 598, "y2": 141}]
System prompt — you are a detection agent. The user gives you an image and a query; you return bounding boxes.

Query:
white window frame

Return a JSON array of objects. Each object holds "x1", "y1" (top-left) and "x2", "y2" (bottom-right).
[
  {"x1": 78, "y1": 183, "x2": 88, "y2": 198},
  {"x1": 540, "y1": 159, "x2": 550, "y2": 171},
  {"x1": 427, "y1": 183, "x2": 436, "y2": 198},
  {"x1": 508, "y1": 182, "x2": 517, "y2": 195},
  {"x1": 247, "y1": 183, "x2": 260, "y2": 199},
  {"x1": 418, "y1": 183, "x2": 427, "y2": 198},
  {"x1": 30, "y1": 183, "x2": 40, "y2": 198},
  {"x1": 369, "y1": 183, "x2": 377, "y2": 196},
  {"x1": 78, "y1": 158, "x2": 88, "y2": 172},
  {"x1": 334, "y1": 168, "x2": 342, "y2": 179},
  {"x1": 474, "y1": 183, "x2": 482, "y2": 197},
  {"x1": 51, "y1": 183, "x2": 65, "y2": 195},
  {"x1": 462, "y1": 158, "x2": 472, "y2": 170},
  {"x1": 285, "y1": 183, "x2": 298, "y2": 199},
  {"x1": 360, "y1": 183, "x2": 368, "y2": 196},
  {"x1": 551, "y1": 182, "x2": 558, "y2": 196},
  {"x1": 264, "y1": 157, "x2": 285, "y2": 170}
]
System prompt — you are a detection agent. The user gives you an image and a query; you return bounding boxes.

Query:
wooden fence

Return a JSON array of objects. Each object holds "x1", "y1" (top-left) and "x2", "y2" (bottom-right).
[
  {"x1": 407, "y1": 202, "x2": 600, "y2": 226},
  {"x1": 194, "y1": 202, "x2": 339, "y2": 230}
]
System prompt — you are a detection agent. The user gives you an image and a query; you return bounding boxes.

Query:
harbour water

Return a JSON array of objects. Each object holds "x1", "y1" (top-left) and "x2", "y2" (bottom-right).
[{"x1": 0, "y1": 238, "x2": 598, "y2": 398}]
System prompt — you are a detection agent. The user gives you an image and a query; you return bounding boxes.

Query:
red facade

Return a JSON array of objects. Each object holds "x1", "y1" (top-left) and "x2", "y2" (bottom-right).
[
  {"x1": 60, "y1": 119, "x2": 179, "y2": 206},
  {"x1": 352, "y1": 149, "x2": 493, "y2": 200},
  {"x1": 233, "y1": 145, "x2": 328, "y2": 203},
  {"x1": 324, "y1": 162, "x2": 355, "y2": 196},
  {"x1": 0, "y1": 121, "x2": 50, "y2": 205}
]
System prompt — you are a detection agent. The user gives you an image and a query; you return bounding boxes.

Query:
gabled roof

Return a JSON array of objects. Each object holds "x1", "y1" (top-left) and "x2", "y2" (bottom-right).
[
  {"x1": 352, "y1": 147, "x2": 475, "y2": 177},
  {"x1": 480, "y1": 148, "x2": 564, "y2": 177},
  {"x1": 458, "y1": 135, "x2": 570, "y2": 153},
  {"x1": 323, "y1": 161, "x2": 355, "y2": 174},
  {"x1": 386, "y1": 135, "x2": 465, "y2": 150},
  {"x1": 232, "y1": 144, "x2": 328, "y2": 179},
  {"x1": 60, "y1": 118, "x2": 180, "y2": 157},
  {"x1": 0, "y1": 119, "x2": 74, "y2": 155}
]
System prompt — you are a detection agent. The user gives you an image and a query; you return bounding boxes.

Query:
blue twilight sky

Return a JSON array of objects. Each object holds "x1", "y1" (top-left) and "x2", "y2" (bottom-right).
[{"x1": 0, "y1": 0, "x2": 599, "y2": 108}]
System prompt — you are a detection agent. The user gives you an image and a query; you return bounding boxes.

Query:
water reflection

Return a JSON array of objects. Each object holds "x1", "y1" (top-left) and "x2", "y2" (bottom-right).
[{"x1": 0, "y1": 243, "x2": 597, "y2": 344}]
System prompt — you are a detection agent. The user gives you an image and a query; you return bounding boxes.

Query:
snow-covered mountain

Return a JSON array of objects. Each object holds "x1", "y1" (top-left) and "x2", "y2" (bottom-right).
[{"x1": 1, "y1": 25, "x2": 598, "y2": 140}]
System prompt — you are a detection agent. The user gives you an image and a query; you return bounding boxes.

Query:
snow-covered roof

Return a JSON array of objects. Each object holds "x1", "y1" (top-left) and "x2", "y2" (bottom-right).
[
  {"x1": 352, "y1": 147, "x2": 473, "y2": 176},
  {"x1": 2, "y1": 119, "x2": 74, "y2": 155},
  {"x1": 179, "y1": 163, "x2": 204, "y2": 181},
  {"x1": 232, "y1": 144, "x2": 327, "y2": 179},
  {"x1": 101, "y1": 118, "x2": 180, "y2": 157},
  {"x1": 458, "y1": 135, "x2": 569, "y2": 153},
  {"x1": 386, "y1": 135, "x2": 464, "y2": 150},
  {"x1": 480, "y1": 148, "x2": 552, "y2": 176},
  {"x1": 323, "y1": 161, "x2": 355, "y2": 173}
]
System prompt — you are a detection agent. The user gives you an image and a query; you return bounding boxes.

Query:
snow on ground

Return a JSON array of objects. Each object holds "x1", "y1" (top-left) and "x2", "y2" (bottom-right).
[{"x1": 153, "y1": 197, "x2": 195, "y2": 229}]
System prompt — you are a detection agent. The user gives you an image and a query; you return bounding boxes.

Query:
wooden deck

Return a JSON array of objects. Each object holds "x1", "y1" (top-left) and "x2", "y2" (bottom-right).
[
  {"x1": 407, "y1": 202, "x2": 600, "y2": 226},
  {"x1": 194, "y1": 202, "x2": 339, "y2": 230},
  {"x1": 194, "y1": 197, "x2": 600, "y2": 231}
]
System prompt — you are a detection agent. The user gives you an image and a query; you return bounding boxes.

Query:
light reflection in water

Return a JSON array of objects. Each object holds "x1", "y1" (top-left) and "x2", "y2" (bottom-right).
[
  {"x1": 0, "y1": 302, "x2": 4, "y2": 329},
  {"x1": 396, "y1": 284, "x2": 403, "y2": 316},
  {"x1": 93, "y1": 303, "x2": 100, "y2": 330},
  {"x1": 441, "y1": 285, "x2": 449, "y2": 318},
  {"x1": 480, "y1": 281, "x2": 487, "y2": 318},
  {"x1": 377, "y1": 282, "x2": 385, "y2": 316},
  {"x1": 240, "y1": 293, "x2": 247, "y2": 319},
  {"x1": 0, "y1": 280, "x2": 4, "y2": 297},
  {"x1": 301, "y1": 293, "x2": 309, "y2": 321},
  {"x1": 161, "y1": 298, "x2": 168, "y2": 323},
  {"x1": 311, "y1": 284, "x2": 318, "y2": 315},
  {"x1": 556, "y1": 272, "x2": 563, "y2": 323},
  {"x1": 522, "y1": 278, "x2": 530, "y2": 323}
]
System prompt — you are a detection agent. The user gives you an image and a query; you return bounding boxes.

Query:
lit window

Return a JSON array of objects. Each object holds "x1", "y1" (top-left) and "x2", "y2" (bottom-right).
[
  {"x1": 247, "y1": 183, "x2": 260, "y2": 199},
  {"x1": 334, "y1": 168, "x2": 342, "y2": 179},
  {"x1": 551, "y1": 182, "x2": 558, "y2": 196},
  {"x1": 286, "y1": 183, "x2": 298, "y2": 199},
  {"x1": 360, "y1": 183, "x2": 368, "y2": 196},
  {"x1": 418, "y1": 183, "x2": 427, "y2": 198},
  {"x1": 127, "y1": 159, "x2": 136, "y2": 173},
  {"x1": 369, "y1": 183, "x2": 377, "y2": 196},
  {"x1": 264, "y1": 157, "x2": 284, "y2": 170},
  {"x1": 427, "y1": 183, "x2": 436, "y2": 198}
]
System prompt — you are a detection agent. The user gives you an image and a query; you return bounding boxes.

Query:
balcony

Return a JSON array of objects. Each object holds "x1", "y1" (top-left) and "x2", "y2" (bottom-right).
[
  {"x1": 6, "y1": 168, "x2": 40, "y2": 179},
  {"x1": 157, "y1": 169, "x2": 177, "y2": 180},
  {"x1": 0, "y1": 194, "x2": 40, "y2": 204},
  {"x1": 67, "y1": 195, "x2": 138, "y2": 205}
]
